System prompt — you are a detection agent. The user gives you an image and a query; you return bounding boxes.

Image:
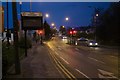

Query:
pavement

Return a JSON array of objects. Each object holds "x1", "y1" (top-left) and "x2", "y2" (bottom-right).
[{"x1": 6, "y1": 41, "x2": 63, "y2": 79}]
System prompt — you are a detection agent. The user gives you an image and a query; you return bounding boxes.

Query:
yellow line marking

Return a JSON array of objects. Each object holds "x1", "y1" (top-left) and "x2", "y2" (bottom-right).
[
  {"x1": 47, "y1": 43, "x2": 76, "y2": 80},
  {"x1": 49, "y1": 52, "x2": 71, "y2": 78}
]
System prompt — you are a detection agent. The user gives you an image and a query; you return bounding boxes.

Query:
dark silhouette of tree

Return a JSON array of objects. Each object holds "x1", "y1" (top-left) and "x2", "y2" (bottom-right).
[
  {"x1": 96, "y1": 2, "x2": 120, "y2": 45},
  {"x1": 51, "y1": 28, "x2": 57, "y2": 35},
  {"x1": 59, "y1": 26, "x2": 66, "y2": 35},
  {"x1": 44, "y1": 21, "x2": 51, "y2": 40}
]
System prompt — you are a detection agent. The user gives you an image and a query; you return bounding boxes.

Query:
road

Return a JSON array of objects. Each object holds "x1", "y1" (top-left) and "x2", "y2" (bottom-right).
[{"x1": 45, "y1": 36, "x2": 119, "y2": 79}]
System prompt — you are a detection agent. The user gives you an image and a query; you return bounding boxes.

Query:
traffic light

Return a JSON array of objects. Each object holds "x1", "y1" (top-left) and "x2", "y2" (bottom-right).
[
  {"x1": 73, "y1": 30, "x2": 77, "y2": 34},
  {"x1": 36, "y1": 30, "x2": 43, "y2": 35},
  {"x1": 69, "y1": 31, "x2": 72, "y2": 34}
]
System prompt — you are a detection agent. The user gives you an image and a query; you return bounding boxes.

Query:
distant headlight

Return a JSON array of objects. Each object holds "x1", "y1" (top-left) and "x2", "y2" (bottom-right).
[
  {"x1": 95, "y1": 43, "x2": 98, "y2": 45},
  {"x1": 89, "y1": 43, "x2": 92, "y2": 45}
]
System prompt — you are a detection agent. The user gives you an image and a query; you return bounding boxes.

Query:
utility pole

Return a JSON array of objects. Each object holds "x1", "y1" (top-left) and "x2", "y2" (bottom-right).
[
  {"x1": 89, "y1": 6, "x2": 100, "y2": 41},
  {"x1": 24, "y1": 30, "x2": 27, "y2": 57},
  {"x1": 6, "y1": 0, "x2": 10, "y2": 46},
  {"x1": 12, "y1": 1, "x2": 21, "y2": 74},
  {"x1": 30, "y1": 0, "x2": 32, "y2": 12}
]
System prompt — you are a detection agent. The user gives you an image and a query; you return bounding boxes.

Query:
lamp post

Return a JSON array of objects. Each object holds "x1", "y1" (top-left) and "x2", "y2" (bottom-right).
[
  {"x1": 30, "y1": 0, "x2": 32, "y2": 12},
  {"x1": 19, "y1": 0, "x2": 22, "y2": 30},
  {"x1": 12, "y1": 0, "x2": 21, "y2": 74},
  {"x1": 89, "y1": 6, "x2": 99, "y2": 41},
  {"x1": 20, "y1": 0, "x2": 22, "y2": 17},
  {"x1": 6, "y1": 0, "x2": 10, "y2": 46}
]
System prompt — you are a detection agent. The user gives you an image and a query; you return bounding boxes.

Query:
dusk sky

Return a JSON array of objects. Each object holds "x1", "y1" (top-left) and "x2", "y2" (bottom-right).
[{"x1": 2, "y1": 2, "x2": 111, "y2": 29}]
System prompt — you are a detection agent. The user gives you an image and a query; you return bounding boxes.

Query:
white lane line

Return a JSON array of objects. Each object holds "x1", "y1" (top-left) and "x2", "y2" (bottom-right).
[
  {"x1": 110, "y1": 56, "x2": 117, "y2": 58},
  {"x1": 88, "y1": 57, "x2": 105, "y2": 64},
  {"x1": 75, "y1": 69, "x2": 90, "y2": 79},
  {"x1": 75, "y1": 48, "x2": 79, "y2": 51},
  {"x1": 58, "y1": 47, "x2": 62, "y2": 50},
  {"x1": 55, "y1": 51, "x2": 59, "y2": 56},
  {"x1": 75, "y1": 52, "x2": 83, "y2": 56},
  {"x1": 60, "y1": 57, "x2": 69, "y2": 64},
  {"x1": 98, "y1": 69, "x2": 118, "y2": 79}
]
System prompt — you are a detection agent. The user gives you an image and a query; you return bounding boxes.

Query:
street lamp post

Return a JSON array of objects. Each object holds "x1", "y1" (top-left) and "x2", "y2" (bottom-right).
[
  {"x1": 12, "y1": 0, "x2": 21, "y2": 74},
  {"x1": 19, "y1": 1, "x2": 22, "y2": 30},
  {"x1": 20, "y1": 1, "x2": 22, "y2": 13},
  {"x1": 30, "y1": 0, "x2": 32, "y2": 12},
  {"x1": 89, "y1": 6, "x2": 99, "y2": 41},
  {"x1": 6, "y1": 0, "x2": 10, "y2": 46}
]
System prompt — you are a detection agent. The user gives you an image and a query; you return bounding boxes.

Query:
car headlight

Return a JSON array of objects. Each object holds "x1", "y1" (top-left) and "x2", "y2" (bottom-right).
[
  {"x1": 95, "y1": 43, "x2": 98, "y2": 45},
  {"x1": 89, "y1": 43, "x2": 92, "y2": 45}
]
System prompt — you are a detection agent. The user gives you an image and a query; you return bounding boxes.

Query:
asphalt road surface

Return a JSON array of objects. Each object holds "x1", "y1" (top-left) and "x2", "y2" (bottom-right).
[{"x1": 45, "y1": 36, "x2": 119, "y2": 79}]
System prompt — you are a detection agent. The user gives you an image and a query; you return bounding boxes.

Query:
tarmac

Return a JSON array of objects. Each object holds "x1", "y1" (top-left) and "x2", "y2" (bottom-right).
[{"x1": 6, "y1": 41, "x2": 64, "y2": 79}]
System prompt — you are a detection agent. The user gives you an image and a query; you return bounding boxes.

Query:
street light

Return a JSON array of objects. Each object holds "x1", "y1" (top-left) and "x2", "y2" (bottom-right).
[
  {"x1": 19, "y1": 0, "x2": 22, "y2": 29},
  {"x1": 30, "y1": 0, "x2": 32, "y2": 12},
  {"x1": 65, "y1": 17, "x2": 69, "y2": 21},
  {"x1": 96, "y1": 13, "x2": 98, "y2": 17},
  {"x1": 62, "y1": 26, "x2": 65, "y2": 28},
  {"x1": 20, "y1": 1, "x2": 22, "y2": 12},
  {"x1": 6, "y1": 0, "x2": 10, "y2": 45},
  {"x1": 51, "y1": 23, "x2": 55, "y2": 26},
  {"x1": 45, "y1": 13, "x2": 49, "y2": 18},
  {"x1": 88, "y1": 6, "x2": 99, "y2": 41}
]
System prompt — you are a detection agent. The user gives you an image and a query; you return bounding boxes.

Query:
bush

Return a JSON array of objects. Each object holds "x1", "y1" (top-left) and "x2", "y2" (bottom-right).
[
  {"x1": 2, "y1": 42, "x2": 25, "y2": 77},
  {"x1": 18, "y1": 37, "x2": 32, "y2": 49}
]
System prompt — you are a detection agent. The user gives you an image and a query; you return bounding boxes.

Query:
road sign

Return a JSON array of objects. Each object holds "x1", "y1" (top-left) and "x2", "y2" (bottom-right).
[{"x1": 21, "y1": 12, "x2": 43, "y2": 30}]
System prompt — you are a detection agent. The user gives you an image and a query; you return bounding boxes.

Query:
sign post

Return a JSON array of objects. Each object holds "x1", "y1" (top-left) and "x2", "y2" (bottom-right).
[{"x1": 21, "y1": 12, "x2": 43, "y2": 57}]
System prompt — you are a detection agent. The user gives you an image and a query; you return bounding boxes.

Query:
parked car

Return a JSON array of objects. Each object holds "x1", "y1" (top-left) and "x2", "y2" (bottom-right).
[
  {"x1": 62, "y1": 36, "x2": 67, "y2": 39},
  {"x1": 87, "y1": 40, "x2": 98, "y2": 47},
  {"x1": 77, "y1": 37, "x2": 88, "y2": 41}
]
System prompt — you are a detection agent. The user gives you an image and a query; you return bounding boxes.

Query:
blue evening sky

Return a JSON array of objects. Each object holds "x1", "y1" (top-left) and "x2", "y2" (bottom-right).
[{"x1": 2, "y1": 2, "x2": 111, "y2": 29}]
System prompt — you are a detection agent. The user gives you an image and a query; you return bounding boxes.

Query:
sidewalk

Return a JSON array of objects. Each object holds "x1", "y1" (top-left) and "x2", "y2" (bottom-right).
[{"x1": 6, "y1": 42, "x2": 63, "y2": 78}]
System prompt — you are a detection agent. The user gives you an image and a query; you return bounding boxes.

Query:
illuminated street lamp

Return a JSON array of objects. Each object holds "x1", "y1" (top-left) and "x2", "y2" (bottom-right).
[
  {"x1": 51, "y1": 23, "x2": 55, "y2": 26},
  {"x1": 19, "y1": 0, "x2": 22, "y2": 29},
  {"x1": 65, "y1": 17, "x2": 69, "y2": 21},
  {"x1": 45, "y1": 13, "x2": 49, "y2": 18},
  {"x1": 88, "y1": 6, "x2": 99, "y2": 41},
  {"x1": 96, "y1": 13, "x2": 98, "y2": 17}
]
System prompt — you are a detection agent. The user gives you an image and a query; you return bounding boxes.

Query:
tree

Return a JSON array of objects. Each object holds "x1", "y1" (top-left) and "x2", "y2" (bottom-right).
[
  {"x1": 96, "y1": 2, "x2": 120, "y2": 45},
  {"x1": 44, "y1": 21, "x2": 51, "y2": 40},
  {"x1": 59, "y1": 26, "x2": 66, "y2": 35}
]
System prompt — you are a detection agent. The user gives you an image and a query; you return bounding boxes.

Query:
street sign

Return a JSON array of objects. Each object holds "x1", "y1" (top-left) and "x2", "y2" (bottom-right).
[{"x1": 21, "y1": 12, "x2": 43, "y2": 30}]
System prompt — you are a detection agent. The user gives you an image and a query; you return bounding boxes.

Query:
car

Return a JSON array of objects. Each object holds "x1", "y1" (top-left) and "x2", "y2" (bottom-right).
[
  {"x1": 87, "y1": 40, "x2": 98, "y2": 47},
  {"x1": 77, "y1": 37, "x2": 88, "y2": 41},
  {"x1": 62, "y1": 36, "x2": 67, "y2": 39}
]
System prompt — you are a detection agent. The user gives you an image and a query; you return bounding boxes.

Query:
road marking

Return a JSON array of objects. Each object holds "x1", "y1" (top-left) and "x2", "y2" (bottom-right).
[
  {"x1": 98, "y1": 69, "x2": 118, "y2": 79},
  {"x1": 75, "y1": 69, "x2": 90, "y2": 79},
  {"x1": 110, "y1": 56, "x2": 116, "y2": 58},
  {"x1": 58, "y1": 47, "x2": 62, "y2": 50},
  {"x1": 49, "y1": 52, "x2": 71, "y2": 79},
  {"x1": 75, "y1": 52, "x2": 83, "y2": 56},
  {"x1": 55, "y1": 51, "x2": 59, "y2": 56},
  {"x1": 75, "y1": 48, "x2": 79, "y2": 51},
  {"x1": 88, "y1": 57, "x2": 105, "y2": 64},
  {"x1": 49, "y1": 52, "x2": 76, "y2": 79},
  {"x1": 60, "y1": 57, "x2": 69, "y2": 64}
]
